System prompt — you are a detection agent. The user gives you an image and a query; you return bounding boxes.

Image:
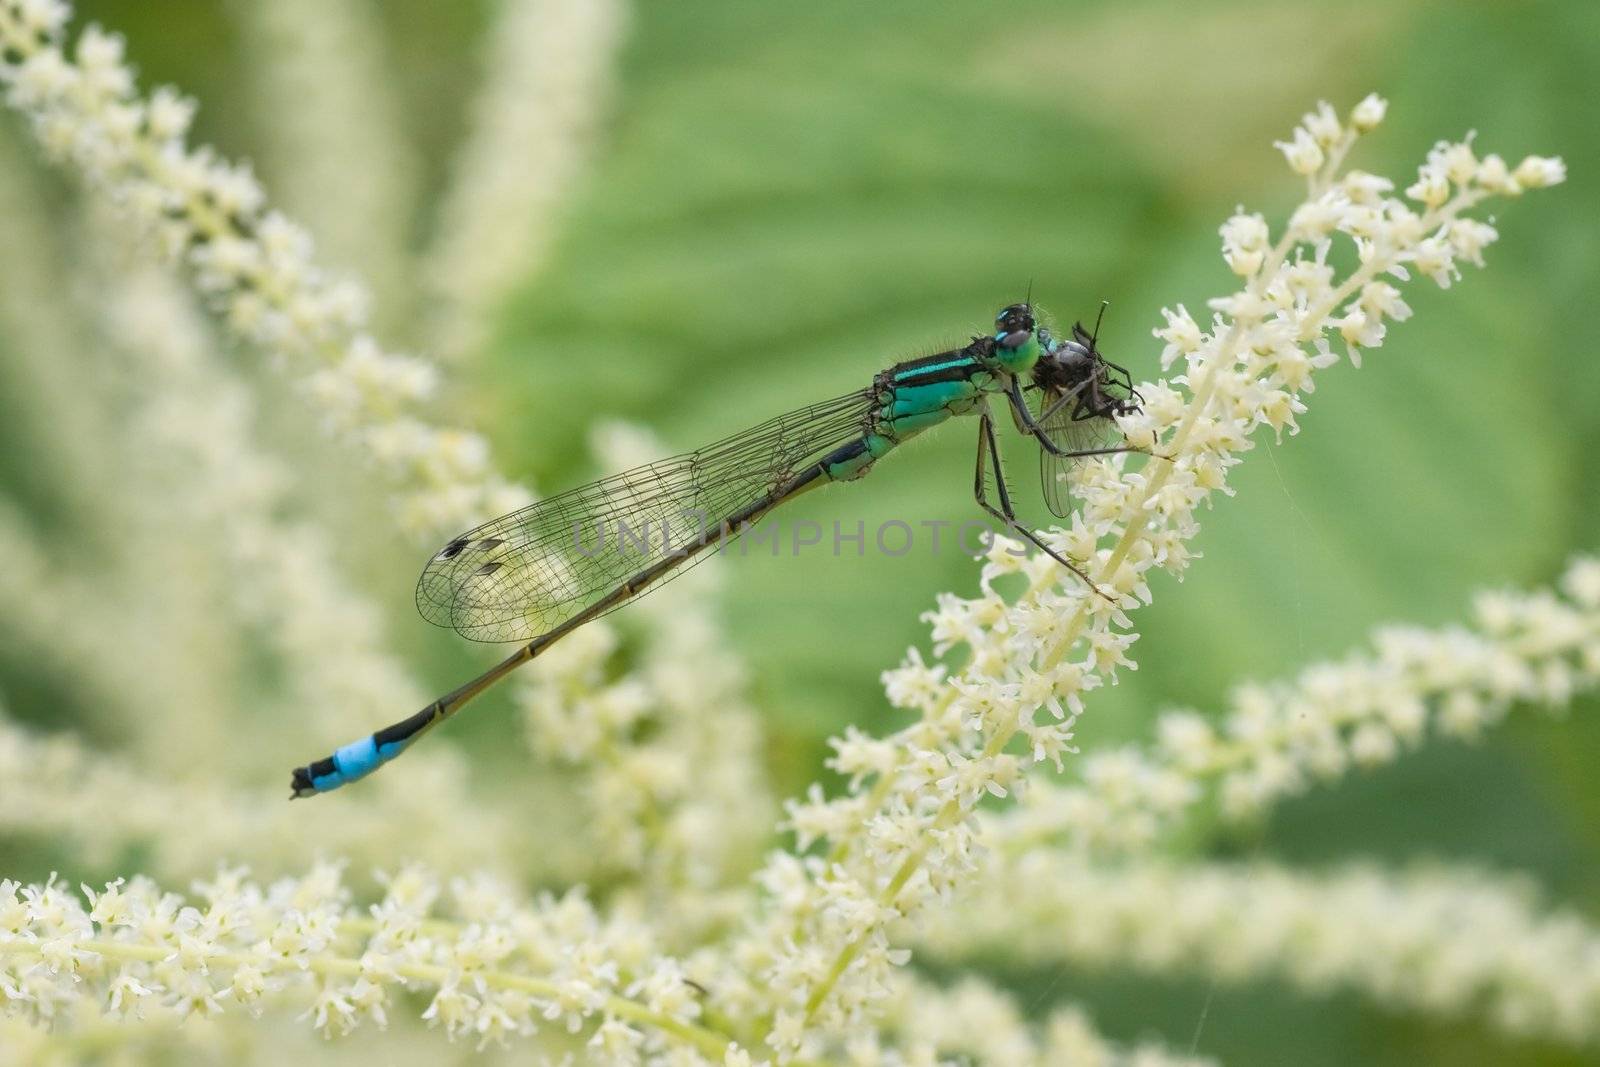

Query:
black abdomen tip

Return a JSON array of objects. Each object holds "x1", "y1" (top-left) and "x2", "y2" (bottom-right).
[{"x1": 289, "y1": 764, "x2": 316, "y2": 799}]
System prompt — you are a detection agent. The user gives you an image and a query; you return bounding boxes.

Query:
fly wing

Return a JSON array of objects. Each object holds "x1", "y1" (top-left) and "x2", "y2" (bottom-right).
[
  {"x1": 1032, "y1": 389, "x2": 1116, "y2": 520},
  {"x1": 416, "y1": 388, "x2": 875, "y2": 642}
]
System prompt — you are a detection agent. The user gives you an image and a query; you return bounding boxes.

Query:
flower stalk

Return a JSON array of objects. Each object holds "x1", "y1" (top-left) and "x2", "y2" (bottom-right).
[{"x1": 751, "y1": 94, "x2": 1564, "y2": 1055}]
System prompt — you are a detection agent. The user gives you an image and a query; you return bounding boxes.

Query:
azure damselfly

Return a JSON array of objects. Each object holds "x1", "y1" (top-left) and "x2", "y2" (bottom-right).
[{"x1": 290, "y1": 302, "x2": 1144, "y2": 797}]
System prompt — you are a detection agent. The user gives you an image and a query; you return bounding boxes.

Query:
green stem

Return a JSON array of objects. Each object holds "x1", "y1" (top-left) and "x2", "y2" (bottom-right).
[{"x1": 800, "y1": 719, "x2": 1018, "y2": 1023}]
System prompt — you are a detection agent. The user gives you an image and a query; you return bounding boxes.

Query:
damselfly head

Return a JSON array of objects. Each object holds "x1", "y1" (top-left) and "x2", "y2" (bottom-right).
[{"x1": 994, "y1": 302, "x2": 1036, "y2": 350}]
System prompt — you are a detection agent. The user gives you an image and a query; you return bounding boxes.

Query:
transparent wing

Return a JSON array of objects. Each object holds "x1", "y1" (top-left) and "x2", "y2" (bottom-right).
[
  {"x1": 1031, "y1": 389, "x2": 1116, "y2": 520},
  {"x1": 416, "y1": 388, "x2": 876, "y2": 642}
]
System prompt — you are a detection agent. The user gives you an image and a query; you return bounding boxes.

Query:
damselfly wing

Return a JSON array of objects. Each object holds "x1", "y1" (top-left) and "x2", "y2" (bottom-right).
[{"x1": 416, "y1": 388, "x2": 876, "y2": 642}]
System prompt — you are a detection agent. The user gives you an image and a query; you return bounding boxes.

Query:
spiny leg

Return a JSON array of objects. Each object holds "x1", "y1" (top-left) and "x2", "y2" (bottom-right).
[{"x1": 974, "y1": 408, "x2": 1111, "y2": 601}]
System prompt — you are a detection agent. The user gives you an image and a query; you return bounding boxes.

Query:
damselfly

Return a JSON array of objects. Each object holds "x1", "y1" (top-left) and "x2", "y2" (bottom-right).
[{"x1": 290, "y1": 302, "x2": 1144, "y2": 797}]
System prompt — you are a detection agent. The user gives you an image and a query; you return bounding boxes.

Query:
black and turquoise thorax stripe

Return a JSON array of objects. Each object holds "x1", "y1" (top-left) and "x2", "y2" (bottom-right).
[{"x1": 821, "y1": 330, "x2": 1040, "y2": 482}]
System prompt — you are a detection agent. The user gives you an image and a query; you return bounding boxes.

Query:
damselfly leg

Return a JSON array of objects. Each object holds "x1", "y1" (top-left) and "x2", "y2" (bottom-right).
[{"x1": 973, "y1": 404, "x2": 1112, "y2": 601}]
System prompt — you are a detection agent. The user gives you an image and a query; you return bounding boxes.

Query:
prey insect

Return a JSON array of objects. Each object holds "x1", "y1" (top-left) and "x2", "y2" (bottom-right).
[{"x1": 290, "y1": 302, "x2": 1145, "y2": 797}]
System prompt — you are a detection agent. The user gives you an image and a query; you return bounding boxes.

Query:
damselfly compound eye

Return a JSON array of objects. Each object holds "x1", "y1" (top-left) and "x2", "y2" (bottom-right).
[{"x1": 995, "y1": 303, "x2": 1034, "y2": 336}]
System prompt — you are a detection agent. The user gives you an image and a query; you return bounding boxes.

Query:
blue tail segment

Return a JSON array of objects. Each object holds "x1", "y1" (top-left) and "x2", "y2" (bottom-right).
[
  {"x1": 289, "y1": 702, "x2": 437, "y2": 797},
  {"x1": 290, "y1": 735, "x2": 402, "y2": 797},
  {"x1": 289, "y1": 637, "x2": 540, "y2": 798}
]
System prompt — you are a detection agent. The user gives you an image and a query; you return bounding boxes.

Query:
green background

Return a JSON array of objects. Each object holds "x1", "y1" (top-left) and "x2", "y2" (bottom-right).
[{"x1": 9, "y1": 0, "x2": 1600, "y2": 1063}]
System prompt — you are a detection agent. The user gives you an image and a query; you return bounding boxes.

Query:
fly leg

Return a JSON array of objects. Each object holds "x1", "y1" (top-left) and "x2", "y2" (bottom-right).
[
  {"x1": 1008, "y1": 376, "x2": 1167, "y2": 461},
  {"x1": 1035, "y1": 376, "x2": 1092, "y2": 423},
  {"x1": 974, "y1": 406, "x2": 1112, "y2": 601}
]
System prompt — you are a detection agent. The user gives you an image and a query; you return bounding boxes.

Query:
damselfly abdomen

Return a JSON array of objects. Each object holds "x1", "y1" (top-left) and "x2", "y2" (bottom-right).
[{"x1": 290, "y1": 302, "x2": 1143, "y2": 797}]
